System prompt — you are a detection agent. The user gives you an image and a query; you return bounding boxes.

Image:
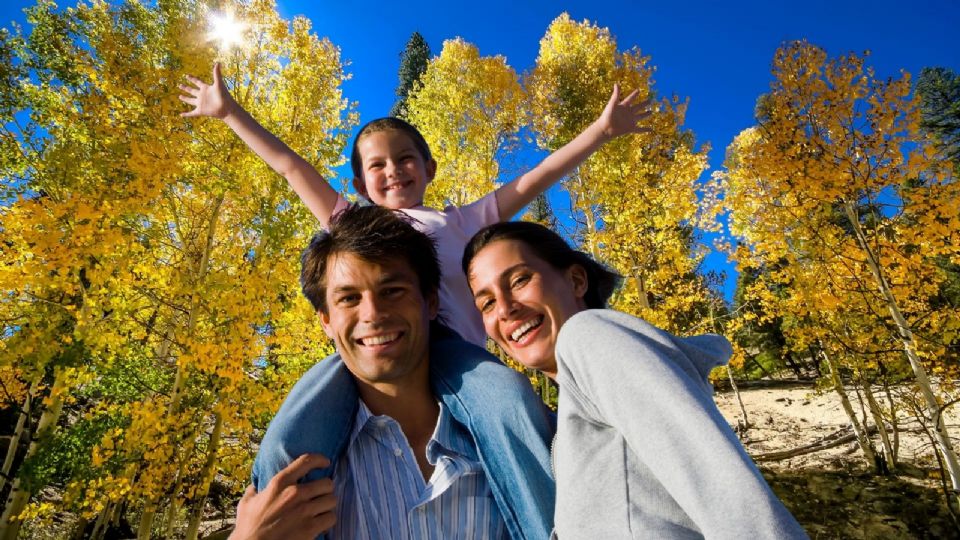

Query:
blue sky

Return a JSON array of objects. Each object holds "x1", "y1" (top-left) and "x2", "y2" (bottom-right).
[{"x1": 3, "y1": 0, "x2": 959, "y2": 299}]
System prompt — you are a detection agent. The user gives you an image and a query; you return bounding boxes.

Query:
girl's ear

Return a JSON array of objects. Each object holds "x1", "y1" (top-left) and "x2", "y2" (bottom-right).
[
  {"x1": 567, "y1": 264, "x2": 588, "y2": 300},
  {"x1": 352, "y1": 176, "x2": 369, "y2": 198},
  {"x1": 425, "y1": 159, "x2": 437, "y2": 182}
]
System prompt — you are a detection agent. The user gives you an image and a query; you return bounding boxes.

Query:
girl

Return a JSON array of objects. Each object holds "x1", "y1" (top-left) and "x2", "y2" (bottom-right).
[{"x1": 463, "y1": 222, "x2": 809, "y2": 539}]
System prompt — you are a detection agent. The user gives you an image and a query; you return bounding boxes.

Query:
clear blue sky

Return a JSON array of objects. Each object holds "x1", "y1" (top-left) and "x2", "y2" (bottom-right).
[{"x1": 3, "y1": 0, "x2": 959, "y2": 300}]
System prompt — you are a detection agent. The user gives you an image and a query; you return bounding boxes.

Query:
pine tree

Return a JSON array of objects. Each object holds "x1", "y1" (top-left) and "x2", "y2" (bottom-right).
[{"x1": 390, "y1": 32, "x2": 431, "y2": 118}]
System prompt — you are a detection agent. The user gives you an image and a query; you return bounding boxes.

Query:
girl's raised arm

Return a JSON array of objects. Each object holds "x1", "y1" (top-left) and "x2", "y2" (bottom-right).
[
  {"x1": 493, "y1": 84, "x2": 654, "y2": 220},
  {"x1": 179, "y1": 63, "x2": 339, "y2": 228}
]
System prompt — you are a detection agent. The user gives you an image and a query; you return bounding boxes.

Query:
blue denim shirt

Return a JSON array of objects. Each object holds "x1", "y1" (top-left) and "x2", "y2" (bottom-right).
[{"x1": 252, "y1": 323, "x2": 555, "y2": 540}]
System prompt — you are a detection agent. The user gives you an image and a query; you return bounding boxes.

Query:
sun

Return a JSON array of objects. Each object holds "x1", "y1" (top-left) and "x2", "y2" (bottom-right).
[{"x1": 208, "y1": 11, "x2": 247, "y2": 50}]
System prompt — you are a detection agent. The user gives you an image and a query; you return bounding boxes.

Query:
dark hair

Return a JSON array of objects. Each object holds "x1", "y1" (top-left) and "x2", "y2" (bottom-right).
[
  {"x1": 301, "y1": 204, "x2": 440, "y2": 313},
  {"x1": 462, "y1": 221, "x2": 621, "y2": 309},
  {"x1": 350, "y1": 117, "x2": 433, "y2": 181}
]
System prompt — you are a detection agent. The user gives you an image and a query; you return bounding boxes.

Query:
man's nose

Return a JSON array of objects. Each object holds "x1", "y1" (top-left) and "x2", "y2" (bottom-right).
[{"x1": 359, "y1": 294, "x2": 388, "y2": 323}]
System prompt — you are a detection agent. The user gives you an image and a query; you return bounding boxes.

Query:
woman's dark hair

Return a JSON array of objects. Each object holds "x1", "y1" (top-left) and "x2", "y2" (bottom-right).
[
  {"x1": 462, "y1": 221, "x2": 622, "y2": 309},
  {"x1": 350, "y1": 117, "x2": 433, "y2": 180}
]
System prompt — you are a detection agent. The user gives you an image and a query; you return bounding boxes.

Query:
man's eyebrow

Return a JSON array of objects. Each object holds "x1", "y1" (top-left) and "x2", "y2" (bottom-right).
[
  {"x1": 377, "y1": 272, "x2": 415, "y2": 285},
  {"x1": 330, "y1": 284, "x2": 358, "y2": 294}
]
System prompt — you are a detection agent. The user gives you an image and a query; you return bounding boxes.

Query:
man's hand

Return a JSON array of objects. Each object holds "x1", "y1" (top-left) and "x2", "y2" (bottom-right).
[
  {"x1": 595, "y1": 83, "x2": 656, "y2": 140},
  {"x1": 230, "y1": 454, "x2": 337, "y2": 540},
  {"x1": 179, "y1": 62, "x2": 237, "y2": 119}
]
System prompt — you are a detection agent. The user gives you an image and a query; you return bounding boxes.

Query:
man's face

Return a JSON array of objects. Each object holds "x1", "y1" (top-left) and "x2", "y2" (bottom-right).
[{"x1": 319, "y1": 252, "x2": 437, "y2": 393}]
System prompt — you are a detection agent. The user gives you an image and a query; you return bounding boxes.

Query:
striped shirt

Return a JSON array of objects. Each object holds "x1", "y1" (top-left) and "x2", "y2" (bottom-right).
[{"x1": 329, "y1": 400, "x2": 508, "y2": 540}]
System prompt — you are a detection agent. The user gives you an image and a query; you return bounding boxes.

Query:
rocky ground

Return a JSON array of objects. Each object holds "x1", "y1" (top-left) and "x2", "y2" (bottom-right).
[{"x1": 714, "y1": 385, "x2": 960, "y2": 539}]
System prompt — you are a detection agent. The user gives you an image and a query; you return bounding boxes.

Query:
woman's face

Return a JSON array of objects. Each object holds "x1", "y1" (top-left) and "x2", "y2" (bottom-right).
[{"x1": 467, "y1": 239, "x2": 587, "y2": 379}]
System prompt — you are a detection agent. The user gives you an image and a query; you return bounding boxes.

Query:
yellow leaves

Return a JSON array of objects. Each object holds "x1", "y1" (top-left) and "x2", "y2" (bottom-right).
[{"x1": 406, "y1": 38, "x2": 524, "y2": 208}]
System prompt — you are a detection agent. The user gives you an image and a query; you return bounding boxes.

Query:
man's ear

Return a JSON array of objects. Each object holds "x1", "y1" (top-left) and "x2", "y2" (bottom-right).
[
  {"x1": 318, "y1": 310, "x2": 336, "y2": 341},
  {"x1": 425, "y1": 159, "x2": 437, "y2": 182},
  {"x1": 352, "y1": 176, "x2": 369, "y2": 199},
  {"x1": 567, "y1": 264, "x2": 588, "y2": 301}
]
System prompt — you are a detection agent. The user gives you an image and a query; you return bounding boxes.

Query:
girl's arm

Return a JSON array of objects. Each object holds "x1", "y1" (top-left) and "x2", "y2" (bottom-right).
[
  {"x1": 494, "y1": 84, "x2": 654, "y2": 220},
  {"x1": 179, "y1": 63, "x2": 339, "y2": 228}
]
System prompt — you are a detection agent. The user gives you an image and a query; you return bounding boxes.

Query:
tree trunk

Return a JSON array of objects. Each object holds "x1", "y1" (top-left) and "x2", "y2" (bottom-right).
[
  {"x1": 0, "y1": 379, "x2": 37, "y2": 494},
  {"x1": 861, "y1": 374, "x2": 896, "y2": 472},
  {"x1": 185, "y1": 412, "x2": 224, "y2": 540},
  {"x1": 820, "y1": 346, "x2": 878, "y2": 471},
  {"x1": 0, "y1": 370, "x2": 68, "y2": 540},
  {"x1": 727, "y1": 366, "x2": 750, "y2": 430},
  {"x1": 163, "y1": 458, "x2": 188, "y2": 539},
  {"x1": 137, "y1": 503, "x2": 157, "y2": 540},
  {"x1": 142, "y1": 195, "x2": 225, "y2": 538},
  {"x1": 842, "y1": 201, "x2": 960, "y2": 494},
  {"x1": 881, "y1": 375, "x2": 901, "y2": 461}
]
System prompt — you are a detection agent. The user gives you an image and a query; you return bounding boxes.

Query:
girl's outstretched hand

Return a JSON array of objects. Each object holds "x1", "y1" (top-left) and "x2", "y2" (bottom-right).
[
  {"x1": 179, "y1": 62, "x2": 236, "y2": 119},
  {"x1": 597, "y1": 83, "x2": 656, "y2": 140}
]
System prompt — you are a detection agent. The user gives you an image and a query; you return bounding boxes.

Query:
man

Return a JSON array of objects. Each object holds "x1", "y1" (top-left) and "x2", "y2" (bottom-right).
[{"x1": 231, "y1": 204, "x2": 555, "y2": 539}]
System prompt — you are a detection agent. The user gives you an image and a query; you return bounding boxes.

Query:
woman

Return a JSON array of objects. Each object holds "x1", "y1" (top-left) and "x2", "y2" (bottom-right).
[{"x1": 462, "y1": 221, "x2": 808, "y2": 540}]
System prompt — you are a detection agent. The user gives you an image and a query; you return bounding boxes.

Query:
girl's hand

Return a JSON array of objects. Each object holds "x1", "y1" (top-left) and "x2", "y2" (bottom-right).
[
  {"x1": 179, "y1": 62, "x2": 236, "y2": 119},
  {"x1": 596, "y1": 83, "x2": 656, "y2": 140}
]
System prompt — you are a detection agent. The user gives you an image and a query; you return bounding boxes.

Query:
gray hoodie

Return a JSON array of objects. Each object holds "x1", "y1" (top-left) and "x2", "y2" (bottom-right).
[{"x1": 551, "y1": 309, "x2": 807, "y2": 539}]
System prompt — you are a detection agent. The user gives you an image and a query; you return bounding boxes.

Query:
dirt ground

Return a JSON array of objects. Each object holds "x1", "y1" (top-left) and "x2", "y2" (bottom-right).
[{"x1": 714, "y1": 385, "x2": 960, "y2": 539}]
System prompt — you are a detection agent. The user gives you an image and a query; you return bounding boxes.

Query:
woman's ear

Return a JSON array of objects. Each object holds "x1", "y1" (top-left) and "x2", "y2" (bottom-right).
[
  {"x1": 425, "y1": 159, "x2": 437, "y2": 182},
  {"x1": 568, "y1": 264, "x2": 588, "y2": 300}
]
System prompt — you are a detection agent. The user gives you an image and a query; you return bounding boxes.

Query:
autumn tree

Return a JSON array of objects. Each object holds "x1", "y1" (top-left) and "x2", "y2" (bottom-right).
[
  {"x1": 712, "y1": 41, "x2": 960, "y2": 486},
  {"x1": 526, "y1": 13, "x2": 713, "y2": 334},
  {"x1": 405, "y1": 37, "x2": 526, "y2": 208},
  {"x1": 0, "y1": 0, "x2": 349, "y2": 537}
]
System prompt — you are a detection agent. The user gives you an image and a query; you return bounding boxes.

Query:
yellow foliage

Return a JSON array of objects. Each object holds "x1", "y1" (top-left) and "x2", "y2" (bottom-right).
[
  {"x1": 711, "y1": 41, "x2": 959, "y2": 381},
  {"x1": 407, "y1": 38, "x2": 525, "y2": 208},
  {"x1": 527, "y1": 13, "x2": 714, "y2": 334}
]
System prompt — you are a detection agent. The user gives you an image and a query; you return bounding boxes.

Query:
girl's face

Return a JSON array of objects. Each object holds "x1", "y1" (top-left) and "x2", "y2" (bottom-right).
[
  {"x1": 353, "y1": 130, "x2": 436, "y2": 209},
  {"x1": 467, "y1": 239, "x2": 588, "y2": 379}
]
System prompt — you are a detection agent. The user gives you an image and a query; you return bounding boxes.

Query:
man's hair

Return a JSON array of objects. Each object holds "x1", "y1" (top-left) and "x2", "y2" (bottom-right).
[
  {"x1": 301, "y1": 204, "x2": 441, "y2": 313},
  {"x1": 350, "y1": 117, "x2": 434, "y2": 181},
  {"x1": 462, "y1": 221, "x2": 622, "y2": 310}
]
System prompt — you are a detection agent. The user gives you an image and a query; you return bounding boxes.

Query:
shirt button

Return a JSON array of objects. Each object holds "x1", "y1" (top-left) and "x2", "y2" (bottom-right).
[{"x1": 394, "y1": 448, "x2": 402, "y2": 457}]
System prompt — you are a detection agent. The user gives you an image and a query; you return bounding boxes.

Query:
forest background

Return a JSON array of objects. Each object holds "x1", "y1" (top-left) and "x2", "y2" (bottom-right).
[{"x1": 1, "y1": 0, "x2": 959, "y2": 538}]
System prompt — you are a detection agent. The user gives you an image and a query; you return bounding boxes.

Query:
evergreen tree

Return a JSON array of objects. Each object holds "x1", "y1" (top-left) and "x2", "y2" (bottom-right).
[
  {"x1": 390, "y1": 32, "x2": 431, "y2": 118},
  {"x1": 917, "y1": 67, "x2": 960, "y2": 170},
  {"x1": 527, "y1": 193, "x2": 556, "y2": 229}
]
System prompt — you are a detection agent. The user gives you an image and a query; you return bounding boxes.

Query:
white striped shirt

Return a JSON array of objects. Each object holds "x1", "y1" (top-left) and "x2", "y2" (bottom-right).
[{"x1": 330, "y1": 400, "x2": 508, "y2": 540}]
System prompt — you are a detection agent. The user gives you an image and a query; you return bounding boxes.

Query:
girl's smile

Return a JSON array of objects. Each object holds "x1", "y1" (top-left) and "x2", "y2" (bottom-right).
[{"x1": 354, "y1": 130, "x2": 436, "y2": 209}]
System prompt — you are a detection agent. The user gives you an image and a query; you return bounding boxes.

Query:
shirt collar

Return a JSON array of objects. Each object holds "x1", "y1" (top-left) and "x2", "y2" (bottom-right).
[{"x1": 350, "y1": 399, "x2": 476, "y2": 463}]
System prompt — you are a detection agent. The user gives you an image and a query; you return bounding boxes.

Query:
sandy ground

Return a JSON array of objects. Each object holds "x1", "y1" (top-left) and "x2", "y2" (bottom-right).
[
  {"x1": 714, "y1": 384, "x2": 959, "y2": 469},
  {"x1": 713, "y1": 384, "x2": 960, "y2": 539}
]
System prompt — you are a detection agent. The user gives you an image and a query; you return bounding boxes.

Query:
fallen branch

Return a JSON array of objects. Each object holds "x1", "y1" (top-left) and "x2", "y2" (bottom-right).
[
  {"x1": 753, "y1": 424, "x2": 882, "y2": 462},
  {"x1": 714, "y1": 378, "x2": 818, "y2": 391}
]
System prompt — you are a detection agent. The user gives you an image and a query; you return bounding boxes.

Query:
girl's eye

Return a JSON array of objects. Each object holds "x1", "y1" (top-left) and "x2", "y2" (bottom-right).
[{"x1": 368, "y1": 162, "x2": 384, "y2": 170}]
